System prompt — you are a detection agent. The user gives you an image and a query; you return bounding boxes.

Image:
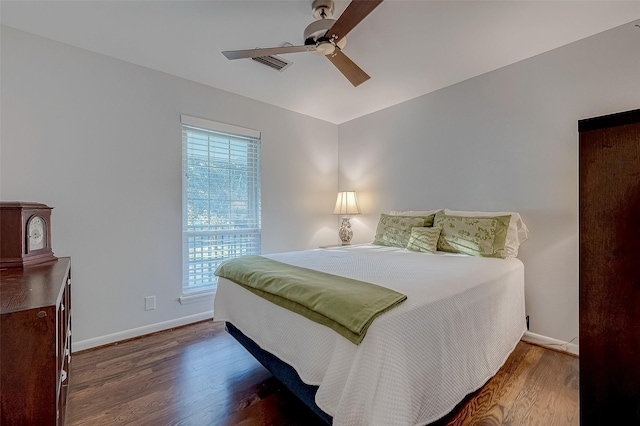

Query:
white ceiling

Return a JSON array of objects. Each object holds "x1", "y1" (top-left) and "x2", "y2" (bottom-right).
[{"x1": 2, "y1": 1, "x2": 639, "y2": 124}]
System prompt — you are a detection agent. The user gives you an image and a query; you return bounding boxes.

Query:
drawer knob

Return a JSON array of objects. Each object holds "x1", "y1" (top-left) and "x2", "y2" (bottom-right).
[{"x1": 37, "y1": 311, "x2": 47, "y2": 318}]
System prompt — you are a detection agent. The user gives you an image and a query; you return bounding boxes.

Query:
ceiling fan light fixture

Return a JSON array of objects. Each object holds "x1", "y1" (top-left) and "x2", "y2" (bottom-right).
[{"x1": 315, "y1": 41, "x2": 335, "y2": 56}]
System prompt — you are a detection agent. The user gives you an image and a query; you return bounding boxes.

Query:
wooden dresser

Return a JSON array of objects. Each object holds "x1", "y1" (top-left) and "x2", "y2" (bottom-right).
[
  {"x1": 1, "y1": 257, "x2": 72, "y2": 425},
  {"x1": 579, "y1": 109, "x2": 640, "y2": 425}
]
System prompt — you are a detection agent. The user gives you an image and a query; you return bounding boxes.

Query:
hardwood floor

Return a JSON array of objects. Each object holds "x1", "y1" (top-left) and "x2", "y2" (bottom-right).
[{"x1": 66, "y1": 321, "x2": 579, "y2": 425}]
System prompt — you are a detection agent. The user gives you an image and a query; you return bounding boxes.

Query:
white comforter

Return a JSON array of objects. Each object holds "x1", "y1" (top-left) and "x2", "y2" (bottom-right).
[{"x1": 214, "y1": 244, "x2": 526, "y2": 426}]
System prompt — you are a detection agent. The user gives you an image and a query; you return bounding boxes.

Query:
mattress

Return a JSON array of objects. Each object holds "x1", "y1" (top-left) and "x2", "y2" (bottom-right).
[{"x1": 214, "y1": 244, "x2": 526, "y2": 426}]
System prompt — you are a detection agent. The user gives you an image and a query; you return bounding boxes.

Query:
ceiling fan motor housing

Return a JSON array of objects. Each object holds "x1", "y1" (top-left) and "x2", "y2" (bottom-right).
[{"x1": 304, "y1": 18, "x2": 347, "y2": 55}]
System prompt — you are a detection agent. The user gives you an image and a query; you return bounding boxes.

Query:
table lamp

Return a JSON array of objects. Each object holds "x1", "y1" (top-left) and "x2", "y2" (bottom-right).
[{"x1": 333, "y1": 191, "x2": 361, "y2": 245}]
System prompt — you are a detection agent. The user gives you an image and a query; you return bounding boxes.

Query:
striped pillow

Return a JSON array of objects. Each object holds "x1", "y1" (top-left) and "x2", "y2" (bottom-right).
[
  {"x1": 406, "y1": 227, "x2": 442, "y2": 253},
  {"x1": 373, "y1": 214, "x2": 429, "y2": 248}
]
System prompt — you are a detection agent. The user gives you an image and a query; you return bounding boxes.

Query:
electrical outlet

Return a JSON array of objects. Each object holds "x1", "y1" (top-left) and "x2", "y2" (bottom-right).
[{"x1": 145, "y1": 296, "x2": 156, "y2": 311}]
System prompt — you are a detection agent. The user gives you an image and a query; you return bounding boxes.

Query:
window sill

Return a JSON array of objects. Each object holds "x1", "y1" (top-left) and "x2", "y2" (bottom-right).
[{"x1": 179, "y1": 290, "x2": 216, "y2": 305}]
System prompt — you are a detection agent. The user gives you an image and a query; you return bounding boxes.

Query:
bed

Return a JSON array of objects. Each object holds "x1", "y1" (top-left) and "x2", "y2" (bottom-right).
[{"x1": 214, "y1": 227, "x2": 527, "y2": 425}]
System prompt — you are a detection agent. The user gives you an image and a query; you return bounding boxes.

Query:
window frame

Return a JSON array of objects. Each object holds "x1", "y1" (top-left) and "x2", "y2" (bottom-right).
[{"x1": 180, "y1": 115, "x2": 261, "y2": 296}]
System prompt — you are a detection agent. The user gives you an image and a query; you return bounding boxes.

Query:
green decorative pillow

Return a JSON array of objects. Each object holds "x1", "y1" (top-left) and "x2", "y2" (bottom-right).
[
  {"x1": 406, "y1": 227, "x2": 442, "y2": 253},
  {"x1": 389, "y1": 211, "x2": 438, "y2": 227},
  {"x1": 433, "y1": 213, "x2": 510, "y2": 258},
  {"x1": 373, "y1": 214, "x2": 431, "y2": 248},
  {"x1": 420, "y1": 214, "x2": 436, "y2": 227}
]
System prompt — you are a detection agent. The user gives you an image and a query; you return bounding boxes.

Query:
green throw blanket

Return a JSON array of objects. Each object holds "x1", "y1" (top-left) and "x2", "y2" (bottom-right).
[{"x1": 215, "y1": 255, "x2": 407, "y2": 344}]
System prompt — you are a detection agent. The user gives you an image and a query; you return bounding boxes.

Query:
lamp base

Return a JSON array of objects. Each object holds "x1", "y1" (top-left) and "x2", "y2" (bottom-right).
[{"x1": 338, "y1": 217, "x2": 353, "y2": 245}]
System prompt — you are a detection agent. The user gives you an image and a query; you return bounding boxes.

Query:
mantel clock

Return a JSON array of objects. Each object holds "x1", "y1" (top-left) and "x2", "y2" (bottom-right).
[{"x1": 0, "y1": 202, "x2": 57, "y2": 268}]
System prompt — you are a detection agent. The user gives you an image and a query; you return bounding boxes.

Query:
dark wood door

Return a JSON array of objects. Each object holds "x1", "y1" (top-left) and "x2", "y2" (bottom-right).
[{"x1": 579, "y1": 109, "x2": 640, "y2": 425}]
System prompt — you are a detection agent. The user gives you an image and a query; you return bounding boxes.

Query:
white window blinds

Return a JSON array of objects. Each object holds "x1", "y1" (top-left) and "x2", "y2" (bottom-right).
[{"x1": 181, "y1": 115, "x2": 261, "y2": 294}]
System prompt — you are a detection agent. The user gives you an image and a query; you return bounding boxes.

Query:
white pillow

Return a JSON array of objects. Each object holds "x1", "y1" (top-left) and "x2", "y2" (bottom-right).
[
  {"x1": 389, "y1": 209, "x2": 442, "y2": 216},
  {"x1": 443, "y1": 209, "x2": 529, "y2": 258}
]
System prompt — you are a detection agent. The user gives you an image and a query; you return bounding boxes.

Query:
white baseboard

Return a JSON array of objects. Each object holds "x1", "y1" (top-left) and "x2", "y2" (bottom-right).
[
  {"x1": 74, "y1": 316, "x2": 579, "y2": 356},
  {"x1": 521, "y1": 331, "x2": 579, "y2": 356},
  {"x1": 72, "y1": 311, "x2": 214, "y2": 352}
]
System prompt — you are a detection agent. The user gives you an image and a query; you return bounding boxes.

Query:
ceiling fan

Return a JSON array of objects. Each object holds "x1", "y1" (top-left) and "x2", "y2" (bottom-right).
[{"x1": 222, "y1": 0, "x2": 383, "y2": 87}]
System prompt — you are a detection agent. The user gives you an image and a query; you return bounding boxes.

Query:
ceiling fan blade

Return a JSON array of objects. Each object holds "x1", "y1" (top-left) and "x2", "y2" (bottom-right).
[
  {"x1": 325, "y1": 0, "x2": 383, "y2": 44},
  {"x1": 326, "y1": 49, "x2": 370, "y2": 87},
  {"x1": 222, "y1": 45, "x2": 316, "y2": 60}
]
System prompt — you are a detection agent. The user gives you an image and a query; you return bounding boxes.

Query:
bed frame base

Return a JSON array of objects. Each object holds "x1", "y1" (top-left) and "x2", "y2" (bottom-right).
[{"x1": 225, "y1": 322, "x2": 333, "y2": 425}]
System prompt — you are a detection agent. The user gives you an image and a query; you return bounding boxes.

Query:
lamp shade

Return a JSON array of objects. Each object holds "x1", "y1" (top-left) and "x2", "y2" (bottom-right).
[{"x1": 333, "y1": 191, "x2": 361, "y2": 215}]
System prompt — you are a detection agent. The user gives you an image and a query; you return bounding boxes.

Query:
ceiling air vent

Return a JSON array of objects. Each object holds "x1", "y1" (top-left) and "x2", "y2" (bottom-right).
[{"x1": 251, "y1": 54, "x2": 292, "y2": 72}]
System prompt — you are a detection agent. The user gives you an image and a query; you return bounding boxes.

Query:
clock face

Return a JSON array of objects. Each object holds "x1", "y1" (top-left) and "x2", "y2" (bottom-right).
[{"x1": 28, "y1": 215, "x2": 46, "y2": 251}]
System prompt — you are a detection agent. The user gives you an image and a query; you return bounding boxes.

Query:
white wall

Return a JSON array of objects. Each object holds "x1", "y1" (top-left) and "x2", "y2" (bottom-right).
[
  {"x1": 4, "y1": 19, "x2": 639, "y2": 352},
  {"x1": 338, "y1": 20, "x2": 640, "y2": 345},
  {"x1": 0, "y1": 26, "x2": 339, "y2": 349}
]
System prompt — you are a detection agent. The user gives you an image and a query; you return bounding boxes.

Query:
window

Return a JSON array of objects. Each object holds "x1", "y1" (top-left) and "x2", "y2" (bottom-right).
[{"x1": 181, "y1": 115, "x2": 261, "y2": 294}]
